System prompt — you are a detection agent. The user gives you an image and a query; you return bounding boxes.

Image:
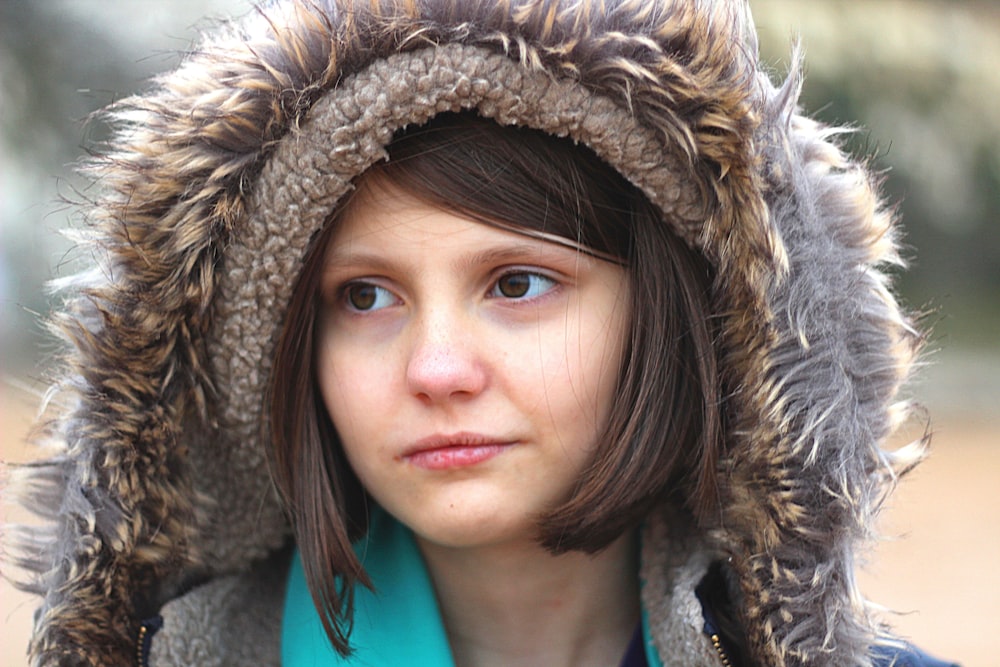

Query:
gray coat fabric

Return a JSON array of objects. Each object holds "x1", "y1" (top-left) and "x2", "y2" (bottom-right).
[{"x1": 5, "y1": 1, "x2": 924, "y2": 665}]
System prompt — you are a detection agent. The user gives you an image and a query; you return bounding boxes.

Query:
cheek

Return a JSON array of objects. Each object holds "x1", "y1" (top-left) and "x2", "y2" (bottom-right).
[
  {"x1": 316, "y1": 351, "x2": 389, "y2": 493},
  {"x1": 531, "y1": 305, "x2": 627, "y2": 443},
  {"x1": 573, "y1": 299, "x2": 627, "y2": 396},
  {"x1": 315, "y1": 338, "x2": 383, "y2": 458}
]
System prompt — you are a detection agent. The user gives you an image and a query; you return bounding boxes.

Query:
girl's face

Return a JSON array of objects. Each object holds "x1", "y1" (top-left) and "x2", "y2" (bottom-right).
[{"x1": 316, "y1": 178, "x2": 629, "y2": 550}]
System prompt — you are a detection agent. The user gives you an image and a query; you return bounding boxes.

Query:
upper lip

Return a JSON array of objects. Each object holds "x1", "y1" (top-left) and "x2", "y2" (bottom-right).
[{"x1": 401, "y1": 432, "x2": 515, "y2": 457}]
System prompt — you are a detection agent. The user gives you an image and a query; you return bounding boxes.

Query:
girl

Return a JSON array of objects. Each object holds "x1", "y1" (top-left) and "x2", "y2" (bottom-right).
[{"x1": 6, "y1": 1, "x2": 957, "y2": 666}]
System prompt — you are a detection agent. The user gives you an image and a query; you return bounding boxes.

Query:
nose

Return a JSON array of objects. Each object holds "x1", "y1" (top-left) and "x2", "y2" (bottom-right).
[{"x1": 405, "y1": 310, "x2": 488, "y2": 404}]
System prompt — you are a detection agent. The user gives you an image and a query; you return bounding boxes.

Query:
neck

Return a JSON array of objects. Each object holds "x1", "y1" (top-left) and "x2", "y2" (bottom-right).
[{"x1": 416, "y1": 532, "x2": 640, "y2": 667}]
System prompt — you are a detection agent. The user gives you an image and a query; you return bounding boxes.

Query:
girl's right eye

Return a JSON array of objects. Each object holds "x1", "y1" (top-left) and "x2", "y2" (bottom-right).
[
  {"x1": 489, "y1": 271, "x2": 557, "y2": 301},
  {"x1": 343, "y1": 282, "x2": 397, "y2": 312}
]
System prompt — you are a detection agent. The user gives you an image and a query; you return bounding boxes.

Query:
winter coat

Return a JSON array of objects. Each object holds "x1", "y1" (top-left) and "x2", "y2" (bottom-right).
[{"x1": 5, "y1": 1, "x2": 943, "y2": 665}]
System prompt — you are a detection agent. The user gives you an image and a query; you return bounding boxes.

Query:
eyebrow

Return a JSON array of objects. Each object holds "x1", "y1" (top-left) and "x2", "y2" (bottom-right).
[
  {"x1": 324, "y1": 227, "x2": 624, "y2": 279},
  {"x1": 323, "y1": 241, "x2": 579, "y2": 276},
  {"x1": 462, "y1": 242, "x2": 580, "y2": 270},
  {"x1": 323, "y1": 250, "x2": 396, "y2": 275}
]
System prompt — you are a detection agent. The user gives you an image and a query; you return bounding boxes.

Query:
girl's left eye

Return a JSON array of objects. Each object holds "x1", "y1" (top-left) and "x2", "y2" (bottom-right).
[
  {"x1": 343, "y1": 282, "x2": 397, "y2": 312},
  {"x1": 490, "y1": 272, "x2": 557, "y2": 300}
]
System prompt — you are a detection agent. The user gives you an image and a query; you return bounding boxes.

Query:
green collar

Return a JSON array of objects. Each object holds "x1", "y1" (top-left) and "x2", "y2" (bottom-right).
[{"x1": 282, "y1": 510, "x2": 663, "y2": 666}]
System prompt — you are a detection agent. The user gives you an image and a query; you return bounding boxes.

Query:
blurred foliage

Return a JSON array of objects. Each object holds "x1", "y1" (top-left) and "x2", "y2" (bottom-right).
[
  {"x1": 1, "y1": 1, "x2": 122, "y2": 369},
  {"x1": 0, "y1": 0, "x2": 248, "y2": 371},
  {"x1": 2, "y1": 1, "x2": 997, "y2": 377},
  {"x1": 1, "y1": 2, "x2": 129, "y2": 163},
  {"x1": 753, "y1": 1, "x2": 1000, "y2": 350}
]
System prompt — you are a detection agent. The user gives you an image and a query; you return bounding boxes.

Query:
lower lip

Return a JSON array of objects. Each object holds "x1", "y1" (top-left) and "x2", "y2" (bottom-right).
[{"x1": 405, "y1": 444, "x2": 513, "y2": 470}]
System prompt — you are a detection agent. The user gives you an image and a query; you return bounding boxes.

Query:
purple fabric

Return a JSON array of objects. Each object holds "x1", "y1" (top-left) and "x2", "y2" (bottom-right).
[{"x1": 619, "y1": 623, "x2": 648, "y2": 667}]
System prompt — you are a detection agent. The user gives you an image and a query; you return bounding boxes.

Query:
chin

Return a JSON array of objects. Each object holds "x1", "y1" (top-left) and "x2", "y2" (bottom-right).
[{"x1": 395, "y1": 508, "x2": 540, "y2": 551}]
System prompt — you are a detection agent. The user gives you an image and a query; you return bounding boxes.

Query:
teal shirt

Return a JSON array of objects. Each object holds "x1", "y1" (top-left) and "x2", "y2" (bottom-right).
[{"x1": 282, "y1": 509, "x2": 663, "y2": 666}]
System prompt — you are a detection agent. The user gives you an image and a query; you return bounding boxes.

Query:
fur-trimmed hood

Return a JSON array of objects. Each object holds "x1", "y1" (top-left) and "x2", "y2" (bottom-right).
[{"x1": 6, "y1": 1, "x2": 922, "y2": 665}]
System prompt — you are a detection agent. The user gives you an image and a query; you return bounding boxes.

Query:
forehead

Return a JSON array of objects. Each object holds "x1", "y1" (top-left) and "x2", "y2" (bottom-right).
[
  {"x1": 328, "y1": 172, "x2": 621, "y2": 266},
  {"x1": 324, "y1": 178, "x2": 569, "y2": 276},
  {"x1": 332, "y1": 176, "x2": 513, "y2": 248}
]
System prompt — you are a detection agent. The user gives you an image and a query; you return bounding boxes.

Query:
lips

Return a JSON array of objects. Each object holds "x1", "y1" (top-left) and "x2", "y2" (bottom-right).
[{"x1": 402, "y1": 432, "x2": 516, "y2": 470}]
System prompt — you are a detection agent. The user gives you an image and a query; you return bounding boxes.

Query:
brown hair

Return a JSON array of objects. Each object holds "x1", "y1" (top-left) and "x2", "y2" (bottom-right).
[{"x1": 267, "y1": 111, "x2": 721, "y2": 654}]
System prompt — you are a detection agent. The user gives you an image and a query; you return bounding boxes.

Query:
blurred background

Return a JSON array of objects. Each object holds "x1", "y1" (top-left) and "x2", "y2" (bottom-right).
[{"x1": 1, "y1": 1, "x2": 997, "y2": 665}]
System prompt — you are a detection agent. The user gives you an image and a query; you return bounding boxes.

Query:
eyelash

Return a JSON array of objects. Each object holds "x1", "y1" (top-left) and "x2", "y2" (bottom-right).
[{"x1": 338, "y1": 269, "x2": 559, "y2": 314}]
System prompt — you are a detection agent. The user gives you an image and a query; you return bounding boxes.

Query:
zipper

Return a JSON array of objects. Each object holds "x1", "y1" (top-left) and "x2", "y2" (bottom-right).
[
  {"x1": 708, "y1": 630, "x2": 734, "y2": 667},
  {"x1": 135, "y1": 616, "x2": 163, "y2": 666},
  {"x1": 136, "y1": 624, "x2": 149, "y2": 666},
  {"x1": 695, "y1": 561, "x2": 741, "y2": 667},
  {"x1": 700, "y1": 600, "x2": 736, "y2": 666}
]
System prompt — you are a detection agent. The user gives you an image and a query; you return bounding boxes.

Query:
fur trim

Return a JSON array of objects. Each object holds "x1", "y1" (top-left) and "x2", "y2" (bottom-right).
[
  {"x1": 3, "y1": 1, "x2": 921, "y2": 665},
  {"x1": 714, "y1": 65, "x2": 923, "y2": 666}
]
